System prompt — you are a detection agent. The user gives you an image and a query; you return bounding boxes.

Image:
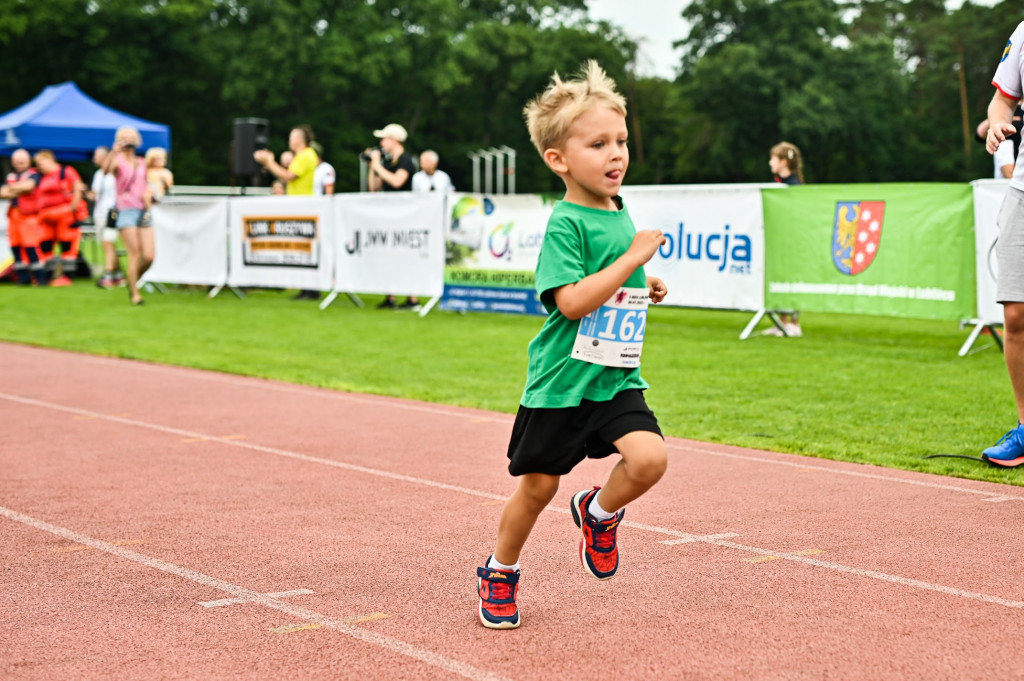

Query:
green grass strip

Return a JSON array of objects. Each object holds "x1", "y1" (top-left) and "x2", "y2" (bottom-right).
[{"x1": 1, "y1": 282, "x2": 1019, "y2": 486}]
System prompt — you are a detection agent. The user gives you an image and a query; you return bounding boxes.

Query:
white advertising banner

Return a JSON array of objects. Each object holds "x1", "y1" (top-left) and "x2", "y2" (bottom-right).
[
  {"x1": 971, "y1": 179, "x2": 1008, "y2": 324},
  {"x1": 333, "y1": 193, "x2": 445, "y2": 297},
  {"x1": 227, "y1": 196, "x2": 334, "y2": 290},
  {"x1": 619, "y1": 184, "x2": 770, "y2": 311},
  {"x1": 142, "y1": 198, "x2": 228, "y2": 287}
]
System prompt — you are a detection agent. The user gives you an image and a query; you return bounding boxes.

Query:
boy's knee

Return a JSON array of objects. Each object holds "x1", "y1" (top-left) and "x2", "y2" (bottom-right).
[
  {"x1": 518, "y1": 474, "x2": 560, "y2": 506},
  {"x1": 1006, "y1": 303, "x2": 1024, "y2": 335},
  {"x1": 624, "y1": 437, "x2": 668, "y2": 484}
]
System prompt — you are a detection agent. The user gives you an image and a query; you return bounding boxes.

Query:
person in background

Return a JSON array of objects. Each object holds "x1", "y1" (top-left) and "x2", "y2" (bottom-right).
[
  {"x1": 764, "y1": 141, "x2": 805, "y2": 338},
  {"x1": 145, "y1": 147, "x2": 174, "y2": 203},
  {"x1": 254, "y1": 125, "x2": 317, "y2": 196},
  {"x1": 0, "y1": 148, "x2": 46, "y2": 285},
  {"x1": 412, "y1": 150, "x2": 454, "y2": 193},
  {"x1": 311, "y1": 141, "x2": 336, "y2": 196},
  {"x1": 271, "y1": 179, "x2": 286, "y2": 195},
  {"x1": 89, "y1": 146, "x2": 124, "y2": 289},
  {"x1": 103, "y1": 125, "x2": 154, "y2": 306},
  {"x1": 982, "y1": 20, "x2": 1024, "y2": 467},
  {"x1": 366, "y1": 122, "x2": 419, "y2": 310},
  {"x1": 278, "y1": 150, "x2": 294, "y2": 188},
  {"x1": 33, "y1": 150, "x2": 86, "y2": 287}
]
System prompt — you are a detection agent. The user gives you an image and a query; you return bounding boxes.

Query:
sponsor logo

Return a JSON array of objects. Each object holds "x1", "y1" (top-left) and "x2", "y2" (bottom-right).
[
  {"x1": 615, "y1": 289, "x2": 627, "y2": 304},
  {"x1": 832, "y1": 201, "x2": 884, "y2": 275},
  {"x1": 656, "y1": 223, "x2": 752, "y2": 274},
  {"x1": 345, "y1": 229, "x2": 429, "y2": 255}
]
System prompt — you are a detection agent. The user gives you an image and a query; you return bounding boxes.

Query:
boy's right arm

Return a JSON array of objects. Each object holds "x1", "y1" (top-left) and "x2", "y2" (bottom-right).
[
  {"x1": 552, "y1": 229, "x2": 666, "y2": 320},
  {"x1": 987, "y1": 91, "x2": 1019, "y2": 154}
]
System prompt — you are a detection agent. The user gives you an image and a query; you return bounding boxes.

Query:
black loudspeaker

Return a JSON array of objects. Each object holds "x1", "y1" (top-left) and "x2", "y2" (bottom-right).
[{"x1": 232, "y1": 118, "x2": 269, "y2": 178}]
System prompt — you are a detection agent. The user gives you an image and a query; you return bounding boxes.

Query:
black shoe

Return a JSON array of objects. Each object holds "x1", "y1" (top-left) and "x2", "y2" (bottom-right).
[
  {"x1": 377, "y1": 298, "x2": 396, "y2": 309},
  {"x1": 398, "y1": 299, "x2": 422, "y2": 311},
  {"x1": 292, "y1": 290, "x2": 320, "y2": 300}
]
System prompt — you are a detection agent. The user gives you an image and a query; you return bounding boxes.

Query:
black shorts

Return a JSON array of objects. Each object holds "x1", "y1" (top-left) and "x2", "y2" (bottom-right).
[{"x1": 506, "y1": 389, "x2": 662, "y2": 476}]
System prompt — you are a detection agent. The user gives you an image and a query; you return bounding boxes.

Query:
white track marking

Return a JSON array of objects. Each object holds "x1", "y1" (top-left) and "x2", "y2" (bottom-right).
[
  {"x1": 0, "y1": 506, "x2": 512, "y2": 681},
  {"x1": 2, "y1": 391, "x2": 1023, "y2": 611},
  {"x1": 200, "y1": 589, "x2": 314, "y2": 608},
  {"x1": 4, "y1": 343, "x2": 1017, "y2": 502}
]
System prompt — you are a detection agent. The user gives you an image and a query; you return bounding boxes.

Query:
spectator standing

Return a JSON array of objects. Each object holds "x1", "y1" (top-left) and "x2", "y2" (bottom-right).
[
  {"x1": 311, "y1": 141, "x2": 336, "y2": 196},
  {"x1": 1, "y1": 149, "x2": 45, "y2": 285},
  {"x1": 271, "y1": 180, "x2": 286, "y2": 195},
  {"x1": 412, "y1": 150, "x2": 454, "y2": 193},
  {"x1": 145, "y1": 147, "x2": 174, "y2": 204},
  {"x1": 89, "y1": 146, "x2": 124, "y2": 289},
  {"x1": 254, "y1": 125, "x2": 317, "y2": 196},
  {"x1": 103, "y1": 126, "x2": 154, "y2": 306},
  {"x1": 33, "y1": 150, "x2": 86, "y2": 287},
  {"x1": 982, "y1": 21, "x2": 1024, "y2": 467},
  {"x1": 764, "y1": 141, "x2": 805, "y2": 338},
  {"x1": 366, "y1": 122, "x2": 419, "y2": 309}
]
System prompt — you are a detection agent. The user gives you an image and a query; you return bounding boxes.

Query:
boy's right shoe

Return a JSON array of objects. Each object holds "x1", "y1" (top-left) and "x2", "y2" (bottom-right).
[
  {"x1": 476, "y1": 558, "x2": 520, "y2": 629},
  {"x1": 570, "y1": 487, "x2": 625, "y2": 580},
  {"x1": 982, "y1": 423, "x2": 1024, "y2": 467}
]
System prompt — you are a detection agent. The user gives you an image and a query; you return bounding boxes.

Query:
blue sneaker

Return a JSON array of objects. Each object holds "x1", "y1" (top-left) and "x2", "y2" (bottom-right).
[
  {"x1": 476, "y1": 557, "x2": 520, "y2": 629},
  {"x1": 982, "y1": 423, "x2": 1024, "y2": 467}
]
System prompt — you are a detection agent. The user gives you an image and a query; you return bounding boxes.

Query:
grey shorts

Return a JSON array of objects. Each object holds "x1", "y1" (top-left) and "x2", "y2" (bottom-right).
[{"x1": 996, "y1": 186, "x2": 1024, "y2": 303}]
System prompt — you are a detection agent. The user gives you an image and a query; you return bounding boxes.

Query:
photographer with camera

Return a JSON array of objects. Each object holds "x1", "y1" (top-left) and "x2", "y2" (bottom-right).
[
  {"x1": 254, "y1": 125, "x2": 318, "y2": 196},
  {"x1": 363, "y1": 123, "x2": 419, "y2": 309},
  {"x1": 102, "y1": 126, "x2": 153, "y2": 305}
]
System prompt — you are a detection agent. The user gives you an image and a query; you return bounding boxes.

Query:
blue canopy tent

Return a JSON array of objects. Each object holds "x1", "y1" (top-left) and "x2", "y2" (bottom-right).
[{"x1": 0, "y1": 82, "x2": 170, "y2": 161}]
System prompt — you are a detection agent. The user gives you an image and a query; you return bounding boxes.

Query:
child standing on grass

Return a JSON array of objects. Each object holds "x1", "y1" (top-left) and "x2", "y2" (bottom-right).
[{"x1": 476, "y1": 61, "x2": 669, "y2": 629}]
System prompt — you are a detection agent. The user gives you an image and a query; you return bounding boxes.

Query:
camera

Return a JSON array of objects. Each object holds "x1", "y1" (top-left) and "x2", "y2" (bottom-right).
[{"x1": 359, "y1": 145, "x2": 382, "y2": 162}]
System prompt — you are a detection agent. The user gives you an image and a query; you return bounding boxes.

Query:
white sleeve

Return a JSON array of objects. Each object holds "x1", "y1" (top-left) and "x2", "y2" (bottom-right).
[
  {"x1": 993, "y1": 22, "x2": 1024, "y2": 99},
  {"x1": 995, "y1": 140, "x2": 1015, "y2": 178},
  {"x1": 411, "y1": 171, "x2": 427, "y2": 193}
]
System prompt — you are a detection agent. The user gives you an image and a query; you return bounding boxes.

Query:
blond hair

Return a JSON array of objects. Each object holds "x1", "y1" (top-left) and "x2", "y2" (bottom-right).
[
  {"x1": 145, "y1": 147, "x2": 167, "y2": 167},
  {"x1": 770, "y1": 141, "x2": 805, "y2": 184},
  {"x1": 114, "y1": 126, "x2": 142, "y2": 148},
  {"x1": 523, "y1": 60, "x2": 627, "y2": 155}
]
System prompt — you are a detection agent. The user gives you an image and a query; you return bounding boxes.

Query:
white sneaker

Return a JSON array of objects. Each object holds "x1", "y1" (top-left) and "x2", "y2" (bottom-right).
[
  {"x1": 783, "y1": 322, "x2": 803, "y2": 337},
  {"x1": 761, "y1": 326, "x2": 784, "y2": 336}
]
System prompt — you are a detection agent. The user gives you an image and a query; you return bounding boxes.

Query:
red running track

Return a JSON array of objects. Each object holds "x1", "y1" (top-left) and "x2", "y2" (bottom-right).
[{"x1": 1, "y1": 342, "x2": 1022, "y2": 681}]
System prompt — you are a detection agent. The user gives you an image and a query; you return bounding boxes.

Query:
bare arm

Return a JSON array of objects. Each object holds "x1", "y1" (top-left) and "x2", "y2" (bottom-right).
[
  {"x1": 987, "y1": 91, "x2": 1019, "y2": 154},
  {"x1": 552, "y1": 230, "x2": 667, "y2": 320},
  {"x1": 368, "y1": 151, "x2": 409, "y2": 189},
  {"x1": 254, "y1": 150, "x2": 297, "y2": 182}
]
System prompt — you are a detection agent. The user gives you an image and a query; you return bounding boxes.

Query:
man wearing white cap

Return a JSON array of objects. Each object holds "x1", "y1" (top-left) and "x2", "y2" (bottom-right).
[
  {"x1": 366, "y1": 122, "x2": 420, "y2": 309},
  {"x1": 366, "y1": 123, "x2": 414, "y2": 192}
]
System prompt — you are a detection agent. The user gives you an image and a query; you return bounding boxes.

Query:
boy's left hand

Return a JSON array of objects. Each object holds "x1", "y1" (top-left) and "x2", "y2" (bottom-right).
[{"x1": 647, "y1": 276, "x2": 667, "y2": 304}]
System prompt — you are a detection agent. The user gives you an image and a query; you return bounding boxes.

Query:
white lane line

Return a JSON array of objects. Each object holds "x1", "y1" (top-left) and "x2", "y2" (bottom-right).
[
  {"x1": 200, "y1": 589, "x2": 314, "y2": 608},
  {"x1": 3, "y1": 391, "x2": 1023, "y2": 611},
  {"x1": 667, "y1": 443, "x2": 1024, "y2": 503},
  {"x1": 4, "y1": 343, "x2": 1016, "y2": 502},
  {"x1": 0, "y1": 505, "x2": 511, "y2": 681}
]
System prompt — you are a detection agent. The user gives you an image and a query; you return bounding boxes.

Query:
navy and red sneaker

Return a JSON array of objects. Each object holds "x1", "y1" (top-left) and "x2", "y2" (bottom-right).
[
  {"x1": 476, "y1": 558, "x2": 521, "y2": 629},
  {"x1": 570, "y1": 487, "x2": 625, "y2": 580}
]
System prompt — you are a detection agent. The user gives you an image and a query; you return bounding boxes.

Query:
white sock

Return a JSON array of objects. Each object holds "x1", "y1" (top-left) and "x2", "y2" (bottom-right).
[
  {"x1": 588, "y1": 492, "x2": 616, "y2": 521},
  {"x1": 487, "y1": 555, "x2": 520, "y2": 573}
]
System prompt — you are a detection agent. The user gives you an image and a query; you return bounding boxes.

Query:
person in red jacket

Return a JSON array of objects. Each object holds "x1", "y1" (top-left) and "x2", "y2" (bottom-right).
[
  {"x1": 0, "y1": 149, "x2": 46, "y2": 285},
  {"x1": 33, "y1": 150, "x2": 87, "y2": 286}
]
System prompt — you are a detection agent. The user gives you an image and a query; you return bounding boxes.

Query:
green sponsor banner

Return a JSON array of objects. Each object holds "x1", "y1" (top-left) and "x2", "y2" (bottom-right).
[
  {"x1": 763, "y1": 184, "x2": 975, "y2": 320},
  {"x1": 444, "y1": 267, "x2": 535, "y2": 288}
]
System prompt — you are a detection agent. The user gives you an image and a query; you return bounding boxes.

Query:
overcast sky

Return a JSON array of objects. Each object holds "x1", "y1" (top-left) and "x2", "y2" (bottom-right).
[{"x1": 586, "y1": 0, "x2": 1002, "y2": 81}]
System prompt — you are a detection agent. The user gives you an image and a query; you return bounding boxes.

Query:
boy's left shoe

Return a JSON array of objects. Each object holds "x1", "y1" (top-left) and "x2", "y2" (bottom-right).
[
  {"x1": 570, "y1": 487, "x2": 624, "y2": 580},
  {"x1": 476, "y1": 558, "x2": 521, "y2": 629}
]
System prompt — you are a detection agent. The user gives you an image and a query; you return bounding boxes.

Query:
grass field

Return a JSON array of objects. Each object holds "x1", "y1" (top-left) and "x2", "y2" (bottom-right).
[{"x1": 1, "y1": 280, "x2": 1020, "y2": 486}]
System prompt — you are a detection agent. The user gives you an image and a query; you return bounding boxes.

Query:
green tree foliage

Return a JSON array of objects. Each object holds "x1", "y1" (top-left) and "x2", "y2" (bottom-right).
[{"x1": 0, "y1": 0, "x2": 1018, "y2": 188}]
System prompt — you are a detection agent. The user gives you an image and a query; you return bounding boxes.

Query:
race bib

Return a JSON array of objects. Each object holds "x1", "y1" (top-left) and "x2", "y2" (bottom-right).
[{"x1": 571, "y1": 287, "x2": 649, "y2": 368}]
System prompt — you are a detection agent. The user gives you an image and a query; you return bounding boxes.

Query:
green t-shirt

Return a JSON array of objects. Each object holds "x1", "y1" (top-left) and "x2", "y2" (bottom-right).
[{"x1": 520, "y1": 200, "x2": 650, "y2": 408}]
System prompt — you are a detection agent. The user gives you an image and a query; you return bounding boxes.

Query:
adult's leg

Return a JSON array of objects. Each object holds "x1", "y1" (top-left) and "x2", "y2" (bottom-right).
[
  {"x1": 136, "y1": 226, "x2": 154, "y2": 279},
  {"x1": 1002, "y1": 302, "x2": 1024, "y2": 423},
  {"x1": 120, "y1": 226, "x2": 144, "y2": 304}
]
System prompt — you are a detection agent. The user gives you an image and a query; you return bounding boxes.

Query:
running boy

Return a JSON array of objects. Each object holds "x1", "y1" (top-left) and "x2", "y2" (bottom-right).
[{"x1": 476, "y1": 61, "x2": 669, "y2": 629}]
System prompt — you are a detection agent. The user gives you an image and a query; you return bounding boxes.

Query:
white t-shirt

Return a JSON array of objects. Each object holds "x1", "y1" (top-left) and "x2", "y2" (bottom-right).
[
  {"x1": 992, "y1": 21, "x2": 1024, "y2": 189},
  {"x1": 411, "y1": 169, "x2": 453, "y2": 193},
  {"x1": 995, "y1": 139, "x2": 1015, "y2": 178},
  {"x1": 313, "y1": 162, "x2": 336, "y2": 195},
  {"x1": 91, "y1": 169, "x2": 117, "y2": 226}
]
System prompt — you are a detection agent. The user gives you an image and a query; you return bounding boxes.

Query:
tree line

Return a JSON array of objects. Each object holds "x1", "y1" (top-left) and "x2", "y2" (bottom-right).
[{"x1": 0, "y1": 0, "x2": 1016, "y2": 192}]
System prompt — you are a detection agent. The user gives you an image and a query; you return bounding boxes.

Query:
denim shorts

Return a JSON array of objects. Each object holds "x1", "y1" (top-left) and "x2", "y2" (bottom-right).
[{"x1": 115, "y1": 208, "x2": 145, "y2": 229}]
